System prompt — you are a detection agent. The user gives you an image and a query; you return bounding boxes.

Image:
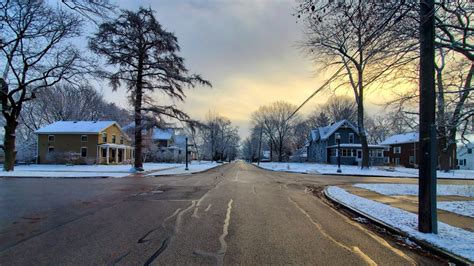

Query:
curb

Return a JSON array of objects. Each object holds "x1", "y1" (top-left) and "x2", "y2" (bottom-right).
[{"x1": 322, "y1": 187, "x2": 472, "y2": 265}]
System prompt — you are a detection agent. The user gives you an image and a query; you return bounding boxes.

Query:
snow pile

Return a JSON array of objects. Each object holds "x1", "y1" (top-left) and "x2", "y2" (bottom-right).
[
  {"x1": 327, "y1": 186, "x2": 474, "y2": 261},
  {"x1": 148, "y1": 161, "x2": 220, "y2": 176},
  {"x1": 354, "y1": 183, "x2": 474, "y2": 198},
  {"x1": 437, "y1": 201, "x2": 474, "y2": 218},
  {"x1": 256, "y1": 162, "x2": 474, "y2": 179},
  {"x1": 0, "y1": 163, "x2": 182, "y2": 178}
]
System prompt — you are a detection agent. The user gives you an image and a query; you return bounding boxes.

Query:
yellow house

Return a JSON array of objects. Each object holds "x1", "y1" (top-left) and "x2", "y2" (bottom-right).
[{"x1": 35, "y1": 121, "x2": 134, "y2": 165}]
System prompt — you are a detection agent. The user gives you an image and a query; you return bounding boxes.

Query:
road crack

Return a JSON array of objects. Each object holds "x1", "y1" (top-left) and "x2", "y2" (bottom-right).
[{"x1": 194, "y1": 198, "x2": 234, "y2": 266}]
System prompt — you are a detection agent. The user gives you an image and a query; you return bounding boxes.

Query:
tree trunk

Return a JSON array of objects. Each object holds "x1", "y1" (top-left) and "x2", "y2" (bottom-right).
[
  {"x1": 357, "y1": 71, "x2": 369, "y2": 168},
  {"x1": 134, "y1": 61, "x2": 144, "y2": 171},
  {"x1": 278, "y1": 135, "x2": 283, "y2": 162},
  {"x1": 3, "y1": 118, "x2": 18, "y2": 171},
  {"x1": 438, "y1": 135, "x2": 456, "y2": 171}
]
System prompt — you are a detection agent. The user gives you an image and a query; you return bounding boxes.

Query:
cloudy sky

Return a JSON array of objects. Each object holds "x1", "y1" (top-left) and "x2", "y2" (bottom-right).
[{"x1": 98, "y1": 0, "x2": 386, "y2": 137}]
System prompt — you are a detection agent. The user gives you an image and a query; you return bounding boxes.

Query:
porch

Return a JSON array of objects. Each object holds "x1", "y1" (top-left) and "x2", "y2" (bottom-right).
[
  {"x1": 327, "y1": 144, "x2": 387, "y2": 166},
  {"x1": 97, "y1": 144, "x2": 134, "y2": 164}
]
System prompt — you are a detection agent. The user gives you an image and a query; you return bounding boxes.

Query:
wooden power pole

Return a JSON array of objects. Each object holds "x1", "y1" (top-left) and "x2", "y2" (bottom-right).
[{"x1": 418, "y1": 0, "x2": 437, "y2": 233}]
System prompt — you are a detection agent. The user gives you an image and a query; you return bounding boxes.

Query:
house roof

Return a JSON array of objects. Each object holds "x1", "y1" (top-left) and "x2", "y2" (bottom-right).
[
  {"x1": 310, "y1": 120, "x2": 358, "y2": 141},
  {"x1": 380, "y1": 132, "x2": 419, "y2": 145},
  {"x1": 174, "y1": 135, "x2": 187, "y2": 145},
  {"x1": 35, "y1": 121, "x2": 119, "y2": 134},
  {"x1": 152, "y1": 128, "x2": 174, "y2": 140}
]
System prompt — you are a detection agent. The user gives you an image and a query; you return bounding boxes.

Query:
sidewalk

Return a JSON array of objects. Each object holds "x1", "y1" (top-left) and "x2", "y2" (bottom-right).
[{"x1": 341, "y1": 185, "x2": 474, "y2": 232}]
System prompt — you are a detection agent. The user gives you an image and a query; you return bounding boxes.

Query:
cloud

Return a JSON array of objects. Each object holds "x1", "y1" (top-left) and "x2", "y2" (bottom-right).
[{"x1": 105, "y1": 0, "x2": 329, "y2": 137}]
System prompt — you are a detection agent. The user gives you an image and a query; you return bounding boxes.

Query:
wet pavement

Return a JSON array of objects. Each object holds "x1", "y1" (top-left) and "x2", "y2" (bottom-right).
[{"x1": 0, "y1": 162, "x2": 446, "y2": 264}]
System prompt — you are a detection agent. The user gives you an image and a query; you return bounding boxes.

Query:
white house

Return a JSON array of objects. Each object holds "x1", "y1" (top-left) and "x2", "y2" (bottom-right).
[{"x1": 457, "y1": 134, "x2": 474, "y2": 170}]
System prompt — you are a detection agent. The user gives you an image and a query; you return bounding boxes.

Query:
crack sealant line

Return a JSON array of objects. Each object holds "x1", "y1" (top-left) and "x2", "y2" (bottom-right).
[
  {"x1": 288, "y1": 196, "x2": 377, "y2": 266},
  {"x1": 194, "y1": 198, "x2": 234, "y2": 266}
]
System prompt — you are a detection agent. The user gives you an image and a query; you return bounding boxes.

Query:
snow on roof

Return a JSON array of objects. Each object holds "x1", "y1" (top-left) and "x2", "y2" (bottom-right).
[
  {"x1": 35, "y1": 121, "x2": 117, "y2": 134},
  {"x1": 174, "y1": 135, "x2": 187, "y2": 145},
  {"x1": 380, "y1": 132, "x2": 419, "y2": 145},
  {"x1": 152, "y1": 128, "x2": 174, "y2": 140},
  {"x1": 311, "y1": 120, "x2": 358, "y2": 141}
]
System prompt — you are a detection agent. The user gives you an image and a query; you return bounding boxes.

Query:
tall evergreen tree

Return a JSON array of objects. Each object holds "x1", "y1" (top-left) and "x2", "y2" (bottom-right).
[{"x1": 89, "y1": 8, "x2": 210, "y2": 171}]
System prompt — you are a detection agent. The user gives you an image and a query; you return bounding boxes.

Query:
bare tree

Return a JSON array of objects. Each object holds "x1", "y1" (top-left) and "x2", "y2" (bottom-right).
[
  {"x1": 252, "y1": 101, "x2": 300, "y2": 162},
  {"x1": 1, "y1": 0, "x2": 86, "y2": 170},
  {"x1": 200, "y1": 112, "x2": 240, "y2": 161},
  {"x1": 242, "y1": 128, "x2": 260, "y2": 162},
  {"x1": 89, "y1": 8, "x2": 211, "y2": 171},
  {"x1": 297, "y1": 1, "x2": 415, "y2": 168},
  {"x1": 306, "y1": 110, "x2": 330, "y2": 130}
]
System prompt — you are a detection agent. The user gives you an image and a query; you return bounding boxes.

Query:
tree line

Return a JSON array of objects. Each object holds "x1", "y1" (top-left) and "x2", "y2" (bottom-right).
[{"x1": 242, "y1": 96, "x2": 412, "y2": 163}]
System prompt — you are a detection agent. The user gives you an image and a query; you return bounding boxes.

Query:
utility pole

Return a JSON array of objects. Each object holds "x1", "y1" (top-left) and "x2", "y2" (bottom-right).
[
  {"x1": 257, "y1": 125, "x2": 263, "y2": 166},
  {"x1": 418, "y1": 0, "x2": 437, "y2": 233}
]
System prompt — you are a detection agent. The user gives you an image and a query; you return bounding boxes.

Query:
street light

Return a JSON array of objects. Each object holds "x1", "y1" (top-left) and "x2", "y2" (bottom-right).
[
  {"x1": 185, "y1": 137, "x2": 189, "y2": 171},
  {"x1": 335, "y1": 133, "x2": 342, "y2": 173}
]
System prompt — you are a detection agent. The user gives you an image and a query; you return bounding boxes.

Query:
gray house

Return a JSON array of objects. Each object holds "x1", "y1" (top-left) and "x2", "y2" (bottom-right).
[{"x1": 307, "y1": 120, "x2": 386, "y2": 166}]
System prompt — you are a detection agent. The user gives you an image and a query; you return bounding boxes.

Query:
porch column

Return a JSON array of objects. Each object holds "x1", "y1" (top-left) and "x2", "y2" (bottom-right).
[
  {"x1": 106, "y1": 147, "x2": 109, "y2": 164},
  {"x1": 115, "y1": 148, "x2": 118, "y2": 163}
]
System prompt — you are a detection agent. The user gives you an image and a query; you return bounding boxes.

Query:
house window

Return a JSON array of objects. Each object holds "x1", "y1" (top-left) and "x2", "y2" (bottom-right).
[
  {"x1": 48, "y1": 135, "x2": 55, "y2": 142},
  {"x1": 393, "y1": 146, "x2": 401, "y2": 154},
  {"x1": 81, "y1": 135, "x2": 88, "y2": 142},
  {"x1": 459, "y1": 159, "x2": 463, "y2": 166},
  {"x1": 48, "y1": 146, "x2": 54, "y2": 153},
  {"x1": 112, "y1": 135, "x2": 116, "y2": 144},
  {"x1": 349, "y1": 133, "x2": 354, "y2": 144},
  {"x1": 468, "y1": 148, "x2": 472, "y2": 154},
  {"x1": 81, "y1": 147, "x2": 87, "y2": 157},
  {"x1": 120, "y1": 136, "x2": 124, "y2": 144},
  {"x1": 102, "y1": 132, "x2": 107, "y2": 143},
  {"x1": 394, "y1": 158, "x2": 401, "y2": 165},
  {"x1": 378, "y1": 150, "x2": 383, "y2": 157},
  {"x1": 409, "y1": 156, "x2": 415, "y2": 164}
]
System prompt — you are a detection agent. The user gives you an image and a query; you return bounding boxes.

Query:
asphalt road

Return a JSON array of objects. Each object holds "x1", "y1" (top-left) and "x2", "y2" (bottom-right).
[{"x1": 0, "y1": 162, "x2": 443, "y2": 265}]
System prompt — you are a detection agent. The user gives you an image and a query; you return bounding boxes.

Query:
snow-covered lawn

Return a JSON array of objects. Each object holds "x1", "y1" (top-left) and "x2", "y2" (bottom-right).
[
  {"x1": 326, "y1": 186, "x2": 474, "y2": 262},
  {"x1": 257, "y1": 162, "x2": 474, "y2": 179},
  {"x1": 147, "y1": 161, "x2": 221, "y2": 176},
  {"x1": 354, "y1": 183, "x2": 474, "y2": 198},
  {"x1": 0, "y1": 162, "x2": 183, "y2": 178},
  {"x1": 438, "y1": 201, "x2": 474, "y2": 219}
]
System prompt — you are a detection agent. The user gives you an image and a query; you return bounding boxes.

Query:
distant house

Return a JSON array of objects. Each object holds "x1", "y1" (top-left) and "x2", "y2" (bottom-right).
[
  {"x1": 151, "y1": 128, "x2": 193, "y2": 162},
  {"x1": 307, "y1": 120, "x2": 386, "y2": 166},
  {"x1": 457, "y1": 134, "x2": 474, "y2": 170},
  {"x1": 380, "y1": 132, "x2": 419, "y2": 168},
  {"x1": 123, "y1": 124, "x2": 195, "y2": 163},
  {"x1": 35, "y1": 121, "x2": 134, "y2": 164}
]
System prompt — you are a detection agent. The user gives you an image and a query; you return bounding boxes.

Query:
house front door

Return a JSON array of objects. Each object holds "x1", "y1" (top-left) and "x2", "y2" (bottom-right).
[{"x1": 356, "y1": 150, "x2": 362, "y2": 162}]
